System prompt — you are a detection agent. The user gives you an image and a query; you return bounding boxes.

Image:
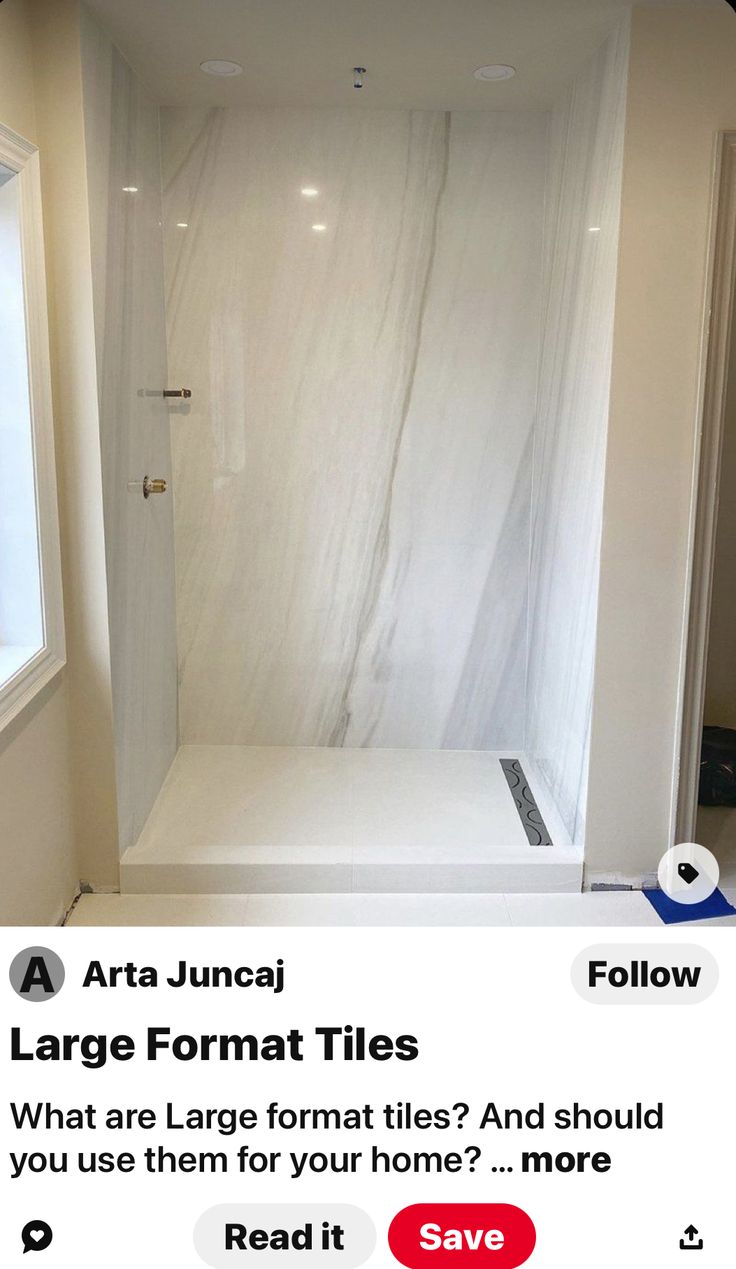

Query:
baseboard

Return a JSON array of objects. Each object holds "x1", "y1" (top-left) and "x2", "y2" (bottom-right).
[{"x1": 585, "y1": 870, "x2": 659, "y2": 892}]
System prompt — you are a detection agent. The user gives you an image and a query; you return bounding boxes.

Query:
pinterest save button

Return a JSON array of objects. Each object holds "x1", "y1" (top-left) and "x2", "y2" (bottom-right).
[{"x1": 388, "y1": 1205, "x2": 536, "y2": 1268}]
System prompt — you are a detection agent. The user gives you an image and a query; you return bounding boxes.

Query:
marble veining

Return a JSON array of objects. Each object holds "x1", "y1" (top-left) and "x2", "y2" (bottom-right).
[
  {"x1": 526, "y1": 17, "x2": 630, "y2": 844},
  {"x1": 81, "y1": 8, "x2": 178, "y2": 851},
  {"x1": 162, "y1": 106, "x2": 546, "y2": 747},
  {"x1": 328, "y1": 111, "x2": 452, "y2": 746}
]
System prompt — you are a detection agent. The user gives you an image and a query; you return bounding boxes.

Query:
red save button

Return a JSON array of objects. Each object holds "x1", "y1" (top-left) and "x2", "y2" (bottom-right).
[{"x1": 388, "y1": 1205, "x2": 536, "y2": 1268}]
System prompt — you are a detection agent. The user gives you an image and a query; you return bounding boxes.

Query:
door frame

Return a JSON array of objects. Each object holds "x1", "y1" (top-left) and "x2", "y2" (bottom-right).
[{"x1": 676, "y1": 131, "x2": 736, "y2": 841}]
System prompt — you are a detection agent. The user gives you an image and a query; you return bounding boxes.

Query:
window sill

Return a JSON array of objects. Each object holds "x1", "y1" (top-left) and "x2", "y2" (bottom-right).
[{"x1": 0, "y1": 643, "x2": 65, "y2": 734}]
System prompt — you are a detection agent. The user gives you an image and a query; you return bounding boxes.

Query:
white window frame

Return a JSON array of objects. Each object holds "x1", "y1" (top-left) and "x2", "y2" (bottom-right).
[{"x1": 0, "y1": 123, "x2": 65, "y2": 732}]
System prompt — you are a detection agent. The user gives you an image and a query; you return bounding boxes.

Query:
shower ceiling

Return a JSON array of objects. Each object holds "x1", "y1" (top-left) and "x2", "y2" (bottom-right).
[{"x1": 83, "y1": 0, "x2": 723, "y2": 111}]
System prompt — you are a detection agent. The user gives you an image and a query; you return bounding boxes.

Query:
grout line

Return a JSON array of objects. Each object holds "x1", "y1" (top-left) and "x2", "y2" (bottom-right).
[{"x1": 60, "y1": 890, "x2": 82, "y2": 927}]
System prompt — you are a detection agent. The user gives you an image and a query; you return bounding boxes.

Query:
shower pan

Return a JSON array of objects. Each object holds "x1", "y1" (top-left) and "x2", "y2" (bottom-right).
[
  {"x1": 79, "y1": 6, "x2": 629, "y2": 898},
  {"x1": 119, "y1": 747, "x2": 580, "y2": 895}
]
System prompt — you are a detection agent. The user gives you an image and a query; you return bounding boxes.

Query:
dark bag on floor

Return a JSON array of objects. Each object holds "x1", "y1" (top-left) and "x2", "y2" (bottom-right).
[{"x1": 699, "y1": 725, "x2": 736, "y2": 805}]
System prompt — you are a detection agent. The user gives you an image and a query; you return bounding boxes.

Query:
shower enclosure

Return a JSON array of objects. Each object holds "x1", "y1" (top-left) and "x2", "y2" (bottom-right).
[{"x1": 79, "y1": 7, "x2": 629, "y2": 895}]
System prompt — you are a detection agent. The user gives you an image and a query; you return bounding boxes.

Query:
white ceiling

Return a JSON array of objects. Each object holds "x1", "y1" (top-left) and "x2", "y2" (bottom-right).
[{"x1": 84, "y1": 0, "x2": 727, "y2": 111}]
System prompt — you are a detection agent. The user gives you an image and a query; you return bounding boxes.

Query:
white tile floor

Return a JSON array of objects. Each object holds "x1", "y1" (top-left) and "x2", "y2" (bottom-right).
[
  {"x1": 67, "y1": 889, "x2": 736, "y2": 927},
  {"x1": 120, "y1": 746, "x2": 582, "y2": 895}
]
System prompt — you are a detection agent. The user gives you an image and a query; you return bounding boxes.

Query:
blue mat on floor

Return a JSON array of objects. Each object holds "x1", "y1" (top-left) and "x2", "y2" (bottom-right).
[{"x1": 643, "y1": 887, "x2": 736, "y2": 924}]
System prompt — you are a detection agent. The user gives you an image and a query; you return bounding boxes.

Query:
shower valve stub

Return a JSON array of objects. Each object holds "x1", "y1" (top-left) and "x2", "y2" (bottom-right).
[
  {"x1": 163, "y1": 387, "x2": 192, "y2": 398},
  {"x1": 143, "y1": 476, "x2": 167, "y2": 498}
]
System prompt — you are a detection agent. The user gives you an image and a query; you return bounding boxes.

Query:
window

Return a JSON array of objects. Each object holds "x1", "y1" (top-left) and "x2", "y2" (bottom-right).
[{"x1": 0, "y1": 124, "x2": 64, "y2": 732}]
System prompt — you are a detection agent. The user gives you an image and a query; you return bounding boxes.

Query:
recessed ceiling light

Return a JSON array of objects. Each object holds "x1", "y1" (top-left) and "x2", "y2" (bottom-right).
[
  {"x1": 312, "y1": 224, "x2": 327, "y2": 233},
  {"x1": 122, "y1": 185, "x2": 139, "y2": 193},
  {"x1": 200, "y1": 59, "x2": 243, "y2": 77},
  {"x1": 473, "y1": 64, "x2": 516, "y2": 82},
  {"x1": 301, "y1": 187, "x2": 319, "y2": 198},
  {"x1": 588, "y1": 226, "x2": 601, "y2": 233},
  {"x1": 177, "y1": 222, "x2": 189, "y2": 229}
]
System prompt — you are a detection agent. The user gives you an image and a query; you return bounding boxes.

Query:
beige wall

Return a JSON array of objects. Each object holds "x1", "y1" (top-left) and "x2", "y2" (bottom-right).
[
  {"x1": 0, "y1": 684, "x2": 76, "y2": 924},
  {"x1": 0, "y1": 0, "x2": 120, "y2": 923},
  {"x1": 586, "y1": 5, "x2": 736, "y2": 882},
  {"x1": 31, "y1": 0, "x2": 120, "y2": 889},
  {"x1": 0, "y1": 0, "x2": 37, "y2": 144}
]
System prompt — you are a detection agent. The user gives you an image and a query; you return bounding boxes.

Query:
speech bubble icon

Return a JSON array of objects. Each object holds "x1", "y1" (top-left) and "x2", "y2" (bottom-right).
[{"x1": 21, "y1": 1221, "x2": 53, "y2": 1254}]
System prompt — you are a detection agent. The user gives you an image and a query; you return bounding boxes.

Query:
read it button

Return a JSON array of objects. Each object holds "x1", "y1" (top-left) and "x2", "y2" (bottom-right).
[
  {"x1": 194, "y1": 1205, "x2": 375, "y2": 1268},
  {"x1": 388, "y1": 1205, "x2": 536, "y2": 1268}
]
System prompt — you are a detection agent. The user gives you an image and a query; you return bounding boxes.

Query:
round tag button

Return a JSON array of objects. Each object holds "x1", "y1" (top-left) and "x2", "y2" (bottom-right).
[{"x1": 657, "y1": 843, "x2": 719, "y2": 906}]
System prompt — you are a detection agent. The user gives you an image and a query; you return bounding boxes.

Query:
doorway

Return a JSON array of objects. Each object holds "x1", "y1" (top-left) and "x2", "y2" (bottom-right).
[{"x1": 678, "y1": 131, "x2": 736, "y2": 891}]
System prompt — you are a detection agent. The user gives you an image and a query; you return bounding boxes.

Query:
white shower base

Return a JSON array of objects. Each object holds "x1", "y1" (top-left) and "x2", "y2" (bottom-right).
[{"x1": 120, "y1": 746, "x2": 582, "y2": 895}]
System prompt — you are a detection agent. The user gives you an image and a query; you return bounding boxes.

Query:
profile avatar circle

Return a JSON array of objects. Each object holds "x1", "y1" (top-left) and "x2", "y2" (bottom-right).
[{"x1": 9, "y1": 947, "x2": 65, "y2": 1001}]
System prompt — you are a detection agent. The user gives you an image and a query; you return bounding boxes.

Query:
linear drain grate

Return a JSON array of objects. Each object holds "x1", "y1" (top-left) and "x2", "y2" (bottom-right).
[{"x1": 500, "y1": 758, "x2": 553, "y2": 846}]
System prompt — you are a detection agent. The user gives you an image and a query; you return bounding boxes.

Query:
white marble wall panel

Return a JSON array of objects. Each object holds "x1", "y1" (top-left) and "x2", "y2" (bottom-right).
[
  {"x1": 525, "y1": 18, "x2": 630, "y2": 843},
  {"x1": 162, "y1": 107, "x2": 546, "y2": 747},
  {"x1": 81, "y1": 8, "x2": 178, "y2": 851}
]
